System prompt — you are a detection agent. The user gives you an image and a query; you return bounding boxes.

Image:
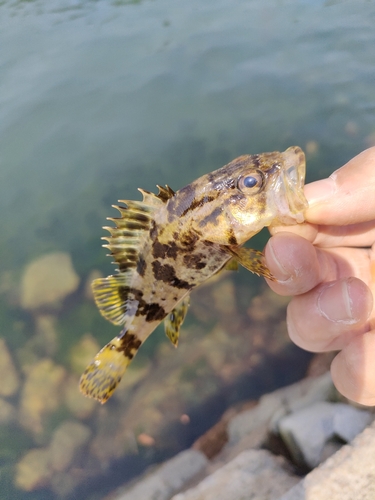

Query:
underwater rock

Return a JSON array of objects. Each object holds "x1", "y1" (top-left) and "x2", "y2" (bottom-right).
[
  {"x1": 64, "y1": 374, "x2": 96, "y2": 419},
  {"x1": 49, "y1": 420, "x2": 91, "y2": 472},
  {"x1": 0, "y1": 338, "x2": 20, "y2": 396},
  {"x1": 50, "y1": 471, "x2": 83, "y2": 498},
  {"x1": 211, "y1": 279, "x2": 237, "y2": 317},
  {"x1": 90, "y1": 407, "x2": 139, "y2": 465},
  {"x1": 247, "y1": 286, "x2": 290, "y2": 322},
  {"x1": 15, "y1": 447, "x2": 52, "y2": 491},
  {"x1": 17, "y1": 315, "x2": 59, "y2": 371},
  {"x1": 69, "y1": 333, "x2": 101, "y2": 375},
  {"x1": 0, "y1": 397, "x2": 17, "y2": 424},
  {"x1": 19, "y1": 359, "x2": 66, "y2": 436},
  {"x1": 84, "y1": 269, "x2": 103, "y2": 300},
  {"x1": 113, "y1": 361, "x2": 152, "y2": 402},
  {"x1": 34, "y1": 315, "x2": 59, "y2": 357},
  {"x1": 20, "y1": 252, "x2": 79, "y2": 310}
]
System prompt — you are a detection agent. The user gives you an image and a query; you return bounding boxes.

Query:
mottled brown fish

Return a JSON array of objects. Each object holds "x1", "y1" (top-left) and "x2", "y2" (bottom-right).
[{"x1": 79, "y1": 146, "x2": 308, "y2": 403}]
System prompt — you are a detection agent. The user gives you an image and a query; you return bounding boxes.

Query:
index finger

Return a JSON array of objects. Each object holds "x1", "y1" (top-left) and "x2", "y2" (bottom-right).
[{"x1": 270, "y1": 219, "x2": 375, "y2": 248}]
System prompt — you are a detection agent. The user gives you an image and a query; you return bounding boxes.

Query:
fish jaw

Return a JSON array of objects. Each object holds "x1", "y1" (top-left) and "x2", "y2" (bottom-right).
[
  {"x1": 217, "y1": 146, "x2": 308, "y2": 245},
  {"x1": 268, "y1": 146, "x2": 308, "y2": 225}
]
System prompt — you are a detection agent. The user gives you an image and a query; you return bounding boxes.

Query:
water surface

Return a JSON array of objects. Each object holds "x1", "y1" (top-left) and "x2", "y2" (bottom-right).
[{"x1": 1, "y1": 1, "x2": 375, "y2": 499}]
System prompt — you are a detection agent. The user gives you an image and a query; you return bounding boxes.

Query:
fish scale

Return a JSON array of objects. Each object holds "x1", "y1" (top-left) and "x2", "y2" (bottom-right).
[{"x1": 79, "y1": 146, "x2": 308, "y2": 403}]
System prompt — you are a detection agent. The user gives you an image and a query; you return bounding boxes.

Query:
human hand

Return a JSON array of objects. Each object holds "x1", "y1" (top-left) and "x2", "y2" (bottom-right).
[{"x1": 265, "y1": 147, "x2": 375, "y2": 406}]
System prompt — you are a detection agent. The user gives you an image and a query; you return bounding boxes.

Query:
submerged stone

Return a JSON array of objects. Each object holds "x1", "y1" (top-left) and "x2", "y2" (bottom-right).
[
  {"x1": 49, "y1": 420, "x2": 91, "y2": 472},
  {"x1": 0, "y1": 397, "x2": 17, "y2": 424},
  {"x1": 0, "y1": 338, "x2": 20, "y2": 396},
  {"x1": 15, "y1": 448, "x2": 52, "y2": 491},
  {"x1": 20, "y1": 252, "x2": 79, "y2": 310},
  {"x1": 64, "y1": 374, "x2": 96, "y2": 419},
  {"x1": 69, "y1": 333, "x2": 101, "y2": 375},
  {"x1": 19, "y1": 359, "x2": 66, "y2": 436}
]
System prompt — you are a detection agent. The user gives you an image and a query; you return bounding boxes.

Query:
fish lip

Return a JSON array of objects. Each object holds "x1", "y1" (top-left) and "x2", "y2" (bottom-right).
[{"x1": 271, "y1": 152, "x2": 308, "y2": 224}]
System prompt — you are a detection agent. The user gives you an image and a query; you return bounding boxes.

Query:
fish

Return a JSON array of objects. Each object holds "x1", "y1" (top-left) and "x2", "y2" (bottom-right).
[{"x1": 79, "y1": 146, "x2": 308, "y2": 403}]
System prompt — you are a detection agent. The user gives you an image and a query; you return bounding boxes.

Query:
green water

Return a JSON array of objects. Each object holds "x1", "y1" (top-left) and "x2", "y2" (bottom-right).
[{"x1": 1, "y1": 0, "x2": 375, "y2": 498}]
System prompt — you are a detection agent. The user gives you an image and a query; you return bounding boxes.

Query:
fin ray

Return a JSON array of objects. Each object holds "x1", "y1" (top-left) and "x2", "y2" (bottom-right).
[
  {"x1": 79, "y1": 333, "x2": 141, "y2": 403},
  {"x1": 92, "y1": 274, "x2": 134, "y2": 325},
  {"x1": 164, "y1": 295, "x2": 190, "y2": 347},
  {"x1": 224, "y1": 258, "x2": 239, "y2": 271},
  {"x1": 228, "y1": 247, "x2": 274, "y2": 280}
]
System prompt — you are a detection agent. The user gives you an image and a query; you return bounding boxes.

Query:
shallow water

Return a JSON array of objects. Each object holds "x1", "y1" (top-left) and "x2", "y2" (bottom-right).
[{"x1": 1, "y1": 0, "x2": 375, "y2": 498}]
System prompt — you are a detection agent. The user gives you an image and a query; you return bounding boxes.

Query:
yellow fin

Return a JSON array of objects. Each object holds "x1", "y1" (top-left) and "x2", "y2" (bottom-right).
[
  {"x1": 103, "y1": 200, "x2": 155, "y2": 273},
  {"x1": 79, "y1": 334, "x2": 140, "y2": 403},
  {"x1": 229, "y1": 247, "x2": 274, "y2": 280},
  {"x1": 224, "y1": 258, "x2": 239, "y2": 271},
  {"x1": 156, "y1": 184, "x2": 175, "y2": 202},
  {"x1": 164, "y1": 295, "x2": 190, "y2": 347},
  {"x1": 137, "y1": 185, "x2": 175, "y2": 207},
  {"x1": 91, "y1": 274, "x2": 133, "y2": 325}
]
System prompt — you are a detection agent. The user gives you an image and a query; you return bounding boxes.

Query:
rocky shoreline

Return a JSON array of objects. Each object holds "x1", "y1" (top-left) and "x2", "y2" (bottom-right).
[
  {"x1": 106, "y1": 367, "x2": 375, "y2": 500},
  {"x1": 4, "y1": 250, "x2": 373, "y2": 499}
]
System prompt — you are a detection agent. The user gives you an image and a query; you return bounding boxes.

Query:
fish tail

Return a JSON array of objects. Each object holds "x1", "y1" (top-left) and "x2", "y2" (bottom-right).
[{"x1": 79, "y1": 329, "x2": 142, "y2": 404}]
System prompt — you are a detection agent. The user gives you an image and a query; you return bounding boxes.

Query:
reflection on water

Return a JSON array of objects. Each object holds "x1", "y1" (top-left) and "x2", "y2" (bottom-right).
[{"x1": 1, "y1": 0, "x2": 375, "y2": 498}]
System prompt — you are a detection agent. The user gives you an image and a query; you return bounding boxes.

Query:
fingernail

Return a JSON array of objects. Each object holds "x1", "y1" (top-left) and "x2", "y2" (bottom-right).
[
  {"x1": 267, "y1": 239, "x2": 291, "y2": 281},
  {"x1": 317, "y1": 279, "x2": 358, "y2": 324},
  {"x1": 304, "y1": 177, "x2": 337, "y2": 206}
]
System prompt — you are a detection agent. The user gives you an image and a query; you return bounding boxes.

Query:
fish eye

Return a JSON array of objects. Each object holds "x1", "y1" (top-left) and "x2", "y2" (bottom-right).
[{"x1": 237, "y1": 171, "x2": 264, "y2": 194}]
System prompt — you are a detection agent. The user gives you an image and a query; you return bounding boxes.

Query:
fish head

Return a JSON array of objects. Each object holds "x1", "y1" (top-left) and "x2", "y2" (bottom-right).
[{"x1": 187, "y1": 146, "x2": 308, "y2": 245}]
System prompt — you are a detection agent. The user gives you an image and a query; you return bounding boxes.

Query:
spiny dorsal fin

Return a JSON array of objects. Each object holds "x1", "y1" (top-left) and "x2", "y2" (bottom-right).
[
  {"x1": 93, "y1": 186, "x2": 175, "y2": 325},
  {"x1": 136, "y1": 185, "x2": 175, "y2": 206},
  {"x1": 137, "y1": 188, "x2": 165, "y2": 208},
  {"x1": 103, "y1": 200, "x2": 156, "y2": 273},
  {"x1": 164, "y1": 295, "x2": 190, "y2": 347},
  {"x1": 156, "y1": 184, "x2": 175, "y2": 202}
]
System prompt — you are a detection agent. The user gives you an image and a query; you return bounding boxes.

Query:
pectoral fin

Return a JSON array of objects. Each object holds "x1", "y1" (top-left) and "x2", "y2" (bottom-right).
[
  {"x1": 224, "y1": 258, "x2": 239, "y2": 271},
  {"x1": 164, "y1": 295, "x2": 190, "y2": 347},
  {"x1": 228, "y1": 247, "x2": 274, "y2": 280}
]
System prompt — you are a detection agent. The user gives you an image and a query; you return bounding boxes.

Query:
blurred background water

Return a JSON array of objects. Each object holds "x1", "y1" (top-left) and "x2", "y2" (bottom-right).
[{"x1": 1, "y1": 0, "x2": 375, "y2": 499}]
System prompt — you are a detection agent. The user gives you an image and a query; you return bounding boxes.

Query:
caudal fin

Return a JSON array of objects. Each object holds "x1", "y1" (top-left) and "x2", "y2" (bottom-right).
[{"x1": 79, "y1": 334, "x2": 140, "y2": 403}]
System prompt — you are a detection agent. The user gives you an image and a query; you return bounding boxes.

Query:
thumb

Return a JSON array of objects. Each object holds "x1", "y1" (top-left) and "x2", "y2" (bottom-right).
[{"x1": 305, "y1": 147, "x2": 375, "y2": 226}]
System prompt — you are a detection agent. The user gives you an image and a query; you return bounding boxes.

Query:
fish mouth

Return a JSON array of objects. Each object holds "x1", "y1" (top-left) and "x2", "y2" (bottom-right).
[{"x1": 271, "y1": 146, "x2": 308, "y2": 224}]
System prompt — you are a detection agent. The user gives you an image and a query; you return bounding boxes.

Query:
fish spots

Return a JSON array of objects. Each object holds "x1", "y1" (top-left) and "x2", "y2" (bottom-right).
[
  {"x1": 183, "y1": 253, "x2": 206, "y2": 270},
  {"x1": 136, "y1": 256, "x2": 147, "y2": 276},
  {"x1": 198, "y1": 206, "x2": 222, "y2": 228},
  {"x1": 116, "y1": 333, "x2": 142, "y2": 360},
  {"x1": 179, "y1": 230, "x2": 199, "y2": 250},
  {"x1": 227, "y1": 228, "x2": 237, "y2": 246},
  {"x1": 180, "y1": 195, "x2": 216, "y2": 217},
  {"x1": 167, "y1": 184, "x2": 197, "y2": 219},
  {"x1": 118, "y1": 286, "x2": 144, "y2": 303},
  {"x1": 143, "y1": 303, "x2": 166, "y2": 322},
  {"x1": 152, "y1": 261, "x2": 192, "y2": 289},
  {"x1": 152, "y1": 239, "x2": 179, "y2": 259},
  {"x1": 117, "y1": 286, "x2": 166, "y2": 322}
]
